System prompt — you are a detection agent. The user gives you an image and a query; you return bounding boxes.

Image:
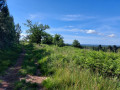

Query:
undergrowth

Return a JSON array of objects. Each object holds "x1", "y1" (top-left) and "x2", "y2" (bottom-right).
[
  {"x1": 0, "y1": 44, "x2": 22, "y2": 75},
  {"x1": 17, "y1": 43, "x2": 120, "y2": 90}
]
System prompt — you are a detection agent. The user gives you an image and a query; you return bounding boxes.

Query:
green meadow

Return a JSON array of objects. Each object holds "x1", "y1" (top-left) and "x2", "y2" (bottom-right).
[{"x1": 15, "y1": 43, "x2": 120, "y2": 90}]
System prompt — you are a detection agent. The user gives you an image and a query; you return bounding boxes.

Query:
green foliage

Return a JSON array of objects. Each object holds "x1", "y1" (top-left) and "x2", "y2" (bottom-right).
[
  {"x1": 57, "y1": 39, "x2": 64, "y2": 47},
  {"x1": 53, "y1": 34, "x2": 64, "y2": 47},
  {"x1": 0, "y1": 0, "x2": 5, "y2": 10},
  {"x1": 14, "y1": 79, "x2": 38, "y2": 90},
  {"x1": 108, "y1": 45, "x2": 113, "y2": 52},
  {"x1": 19, "y1": 44, "x2": 37, "y2": 76},
  {"x1": 20, "y1": 44, "x2": 120, "y2": 90},
  {"x1": 43, "y1": 69, "x2": 120, "y2": 90},
  {"x1": 0, "y1": 45, "x2": 22, "y2": 74},
  {"x1": 113, "y1": 45, "x2": 118, "y2": 52},
  {"x1": 98, "y1": 45, "x2": 102, "y2": 51},
  {"x1": 82, "y1": 45, "x2": 120, "y2": 53},
  {"x1": 72, "y1": 40, "x2": 81, "y2": 48},
  {"x1": 19, "y1": 44, "x2": 52, "y2": 76},
  {"x1": 0, "y1": 0, "x2": 21, "y2": 49},
  {"x1": 42, "y1": 32, "x2": 53, "y2": 45},
  {"x1": 24, "y1": 20, "x2": 50, "y2": 45},
  {"x1": 15, "y1": 24, "x2": 22, "y2": 44}
]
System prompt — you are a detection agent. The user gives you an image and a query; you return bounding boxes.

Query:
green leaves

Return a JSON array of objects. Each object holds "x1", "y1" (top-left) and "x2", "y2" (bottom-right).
[
  {"x1": 53, "y1": 34, "x2": 64, "y2": 47},
  {"x1": 0, "y1": 0, "x2": 20, "y2": 49},
  {"x1": 72, "y1": 40, "x2": 81, "y2": 48},
  {"x1": 19, "y1": 44, "x2": 120, "y2": 90},
  {"x1": 24, "y1": 20, "x2": 50, "y2": 45}
]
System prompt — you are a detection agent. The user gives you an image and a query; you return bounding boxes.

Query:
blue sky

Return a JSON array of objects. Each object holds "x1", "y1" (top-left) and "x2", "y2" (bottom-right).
[{"x1": 7, "y1": 0, "x2": 120, "y2": 45}]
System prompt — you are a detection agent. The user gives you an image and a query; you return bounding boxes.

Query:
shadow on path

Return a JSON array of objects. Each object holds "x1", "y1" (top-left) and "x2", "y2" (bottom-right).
[{"x1": 0, "y1": 49, "x2": 25, "y2": 90}]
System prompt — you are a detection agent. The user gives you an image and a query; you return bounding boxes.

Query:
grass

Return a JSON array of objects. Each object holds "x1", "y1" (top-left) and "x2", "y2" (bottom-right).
[
  {"x1": 19, "y1": 44, "x2": 38, "y2": 76},
  {"x1": 17, "y1": 43, "x2": 120, "y2": 90},
  {"x1": 0, "y1": 45, "x2": 22, "y2": 75},
  {"x1": 14, "y1": 79, "x2": 38, "y2": 90},
  {"x1": 43, "y1": 69, "x2": 120, "y2": 90}
]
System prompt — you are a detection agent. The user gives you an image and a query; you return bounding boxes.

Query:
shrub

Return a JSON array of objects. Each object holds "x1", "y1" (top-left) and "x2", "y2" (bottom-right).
[
  {"x1": 53, "y1": 34, "x2": 64, "y2": 47},
  {"x1": 72, "y1": 40, "x2": 81, "y2": 48}
]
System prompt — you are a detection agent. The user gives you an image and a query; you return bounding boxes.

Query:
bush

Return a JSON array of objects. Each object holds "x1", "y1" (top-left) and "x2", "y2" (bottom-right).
[
  {"x1": 72, "y1": 40, "x2": 81, "y2": 48},
  {"x1": 42, "y1": 33, "x2": 53, "y2": 45},
  {"x1": 57, "y1": 39, "x2": 64, "y2": 47},
  {"x1": 53, "y1": 34, "x2": 64, "y2": 47}
]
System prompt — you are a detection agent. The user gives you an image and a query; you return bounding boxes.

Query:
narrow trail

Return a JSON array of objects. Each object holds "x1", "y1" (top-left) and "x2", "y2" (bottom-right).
[
  {"x1": 0, "y1": 48, "x2": 47, "y2": 90},
  {"x1": 0, "y1": 49, "x2": 25, "y2": 90}
]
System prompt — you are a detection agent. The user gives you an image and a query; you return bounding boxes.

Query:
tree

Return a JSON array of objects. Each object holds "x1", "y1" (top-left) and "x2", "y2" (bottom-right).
[
  {"x1": 0, "y1": 0, "x2": 6, "y2": 10},
  {"x1": 0, "y1": 0, "x2": 17, "y2": 48},
  {"x1": 15, "y1": 24, "x2": 22, "y2": 44},
  {"x1": 72, "y1": 40, "x2": 81, "y2": 48},
  {"x1": 24, "y1": 20, "x2": 50, "y2": 45},
  {"x1": 113, "y1": 45, "x2": 117, "y2": 52},
  {"x1": 53, "y1": 34, "x2": 64, "y2": 47},
  {"x1": 58, "y1": 39, "x2": 64, "y2": 47},
  {"x1": 42, "y1": 32, "x2": 53, "y2": 45},
  {"x1": 108, "y1": 45, "x2": 112, "y2": 52},
  {"x1": 98, "y1": 45, "x2": 102, "y2": 51}
]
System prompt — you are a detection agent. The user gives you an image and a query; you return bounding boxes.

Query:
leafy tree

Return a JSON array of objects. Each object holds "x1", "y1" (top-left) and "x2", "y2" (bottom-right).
[
  {"x1": 53, "y1": 34, "x2": 64, "y2": 47},
  {"x1": 42, "y1": 32, "x2": 53, "y2": 45},
  {"x1": 72, "y1": 40, "x2": 81, "y2": 48},
  {"x1": 58, "y1": 39, "x2": 64, "y2": 47},
  {"x1": 24, "y1": 20, "x2": 50, "y2": 45}
]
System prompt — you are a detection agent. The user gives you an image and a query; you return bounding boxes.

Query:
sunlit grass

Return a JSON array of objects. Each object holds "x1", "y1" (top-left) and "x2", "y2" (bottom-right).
[
  {"x1": 43, "y1": 68, "x2": 120, "y2": 90},
  {"x1": 18, "y1": 44, "x2": 120, "y2": 90}
]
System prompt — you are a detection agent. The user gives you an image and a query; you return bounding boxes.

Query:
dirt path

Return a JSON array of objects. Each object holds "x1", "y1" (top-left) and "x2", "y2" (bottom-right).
[
  {"x1": 0, "y1": 49, "x2": 25, "y2": 90},
  {"x1": 0, "y1": 48, "x2": 47, "y2": 90}
]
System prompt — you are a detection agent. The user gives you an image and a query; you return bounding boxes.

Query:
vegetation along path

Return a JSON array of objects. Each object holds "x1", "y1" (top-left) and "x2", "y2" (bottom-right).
[{"x1": 0, "y1": 49, "x2": 25, "y2": 90}]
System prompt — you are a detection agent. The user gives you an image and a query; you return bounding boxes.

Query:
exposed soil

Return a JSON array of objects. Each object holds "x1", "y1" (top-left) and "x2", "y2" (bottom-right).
[
  {"x1": 0, "y1": 49, "x2": 47, "y2": 90},
  {"x1": 20, "y1": 75, "x2": 47, "y2": 90}
]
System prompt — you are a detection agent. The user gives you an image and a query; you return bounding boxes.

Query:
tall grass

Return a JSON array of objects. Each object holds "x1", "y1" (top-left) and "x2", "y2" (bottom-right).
[
  {"x1": 43, "y1": 68, "x2": 120, "y2": 90},
  {"x1": 18, "y1": 44, "x2": 120, "y2": 90}
]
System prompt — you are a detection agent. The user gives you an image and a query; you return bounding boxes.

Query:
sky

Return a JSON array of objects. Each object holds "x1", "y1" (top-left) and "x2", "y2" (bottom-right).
[{"x1": 7, "y1": 0, "x2": 120, "y2": 45}]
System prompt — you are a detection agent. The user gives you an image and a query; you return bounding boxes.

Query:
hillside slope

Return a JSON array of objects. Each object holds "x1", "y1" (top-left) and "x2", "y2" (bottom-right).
[{"x1": 16, "y1": 44, "x2": 120, "y2": 90}]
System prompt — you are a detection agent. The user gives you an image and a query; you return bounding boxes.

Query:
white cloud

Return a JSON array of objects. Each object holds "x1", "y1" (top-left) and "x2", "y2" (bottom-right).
[
  {"x1": 79, "y1": 30, "x2": 97, "y2": 34},
  {"x1": 61, "y1": 14, "x2": 96, "y2": 21},
  {"x1": 47, "y1": 27, "x2": 117, "y2": 39},
  {"x1": 64, "y1": 26, "x2": 74, "y2": 28},
  {"x1": 85, "y1": 30, "x2": 96, "y2": 34},
  {"x1": 29, "y1": 14, "x2": 38, "y2": 20},
  {"x1": 28, "y1": 13, "x2": 44, "y2": 20},
  {"x1": 48, "y1": 28, "x2": 97, "y2": 35},
  {"x1": 108, "y1": 34, "x2": 115, "y2": 37}
]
